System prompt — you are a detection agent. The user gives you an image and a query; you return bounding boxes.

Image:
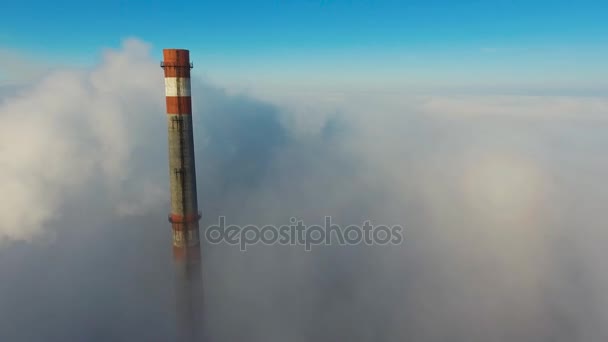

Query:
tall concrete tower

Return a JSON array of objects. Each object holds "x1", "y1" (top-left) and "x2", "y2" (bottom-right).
[{"x1": 161, "y1": 49, "x2": 204, "y2": 342}]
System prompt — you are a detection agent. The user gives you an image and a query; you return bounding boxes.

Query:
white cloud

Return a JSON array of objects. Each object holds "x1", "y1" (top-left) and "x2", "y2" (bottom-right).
[{"x1": 0, "y1": 39, "x2": 166, "y2": 241}]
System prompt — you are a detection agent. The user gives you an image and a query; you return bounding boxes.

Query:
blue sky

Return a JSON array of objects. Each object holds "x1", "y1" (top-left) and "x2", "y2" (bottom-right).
[{"x1": 1, "y1": 0, "x2": 607, "y2": 90}]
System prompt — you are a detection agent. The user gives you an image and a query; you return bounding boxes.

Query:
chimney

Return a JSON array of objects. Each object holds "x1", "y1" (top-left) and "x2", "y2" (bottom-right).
[{"x1": 161, "y1": 48, "x2": 204, "y2": 342}]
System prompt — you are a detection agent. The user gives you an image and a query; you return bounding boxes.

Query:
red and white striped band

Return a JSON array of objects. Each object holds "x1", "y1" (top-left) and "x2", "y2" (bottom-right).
[{"x1": 162, "y1": 49, "x2": 192, "y2": 115}]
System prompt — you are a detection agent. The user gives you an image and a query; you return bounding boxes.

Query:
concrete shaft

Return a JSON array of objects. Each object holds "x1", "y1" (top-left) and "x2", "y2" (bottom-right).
[{"x1": 167, "y1": 113, "x2": 200, "y2": 247}]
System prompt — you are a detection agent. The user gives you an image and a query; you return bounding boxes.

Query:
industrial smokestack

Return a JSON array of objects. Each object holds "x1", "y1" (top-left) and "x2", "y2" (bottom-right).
[{"x1": 161, "y1": 49, "x2": 204, "y2": 342}]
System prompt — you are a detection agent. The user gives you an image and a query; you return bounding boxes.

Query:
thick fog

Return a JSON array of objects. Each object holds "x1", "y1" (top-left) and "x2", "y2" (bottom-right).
[{"x1": 1, "y1": 39, "x2": 607, "y2": 341}]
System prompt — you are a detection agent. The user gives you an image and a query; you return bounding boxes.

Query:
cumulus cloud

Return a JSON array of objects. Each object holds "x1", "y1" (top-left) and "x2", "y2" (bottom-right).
[
  {"x1": 1, "y1": 38, "x2": 608, "y2": 342},
  {"x1": 0, "y1": 39, "x2": 166, "y2": 240}
]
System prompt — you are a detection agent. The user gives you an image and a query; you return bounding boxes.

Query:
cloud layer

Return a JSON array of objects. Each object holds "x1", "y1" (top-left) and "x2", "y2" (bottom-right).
[{"x1": 1, "y1": 39, "x2": 608, "y2": 342}]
